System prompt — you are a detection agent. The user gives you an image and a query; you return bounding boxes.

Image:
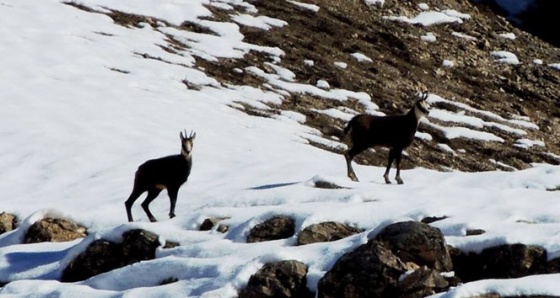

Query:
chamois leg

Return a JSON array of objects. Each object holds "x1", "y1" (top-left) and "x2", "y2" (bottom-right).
[
  {"x1": 125, "y1": 188, "x2": 144, "y2": 222},
  {"x1": 345, "y1": 145, "x2": 366, "y2": 182},
  {"x1": 141, "y1": 188, "x2": 163, "y2": 222},
  {"x1": 167, "y1": 187, "x2": 179, "y2": 219},
  {"x1": 383, "y1": 149, "x2": 398, "y2": 184},
  {"x1": 394, "y1": 150, "x2": 404, "y2": 185}
]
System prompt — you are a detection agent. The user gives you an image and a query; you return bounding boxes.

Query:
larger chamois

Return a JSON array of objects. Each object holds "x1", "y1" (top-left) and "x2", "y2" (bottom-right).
[
  {"x1": 343, "y1": 93, "x2": 430, "y2": 184},
  {"x1": 125, "y1": 130, "x2": 195, "y2": 222}
]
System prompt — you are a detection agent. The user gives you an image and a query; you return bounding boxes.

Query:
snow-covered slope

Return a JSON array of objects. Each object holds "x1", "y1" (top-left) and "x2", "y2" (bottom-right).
[{"x1": 1, "y1": 0, "x2": 560, "y2": 297}]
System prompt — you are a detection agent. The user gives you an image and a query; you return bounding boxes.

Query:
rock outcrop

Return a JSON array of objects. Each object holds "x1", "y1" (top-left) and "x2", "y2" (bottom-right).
[
  {"x1": 61, "y1": 229, "x2": 161, "y2": 282},
  {"x1": 247, "y1": 216, "x2": 295, "y2": 243},
  {"x1": 239, "y1": 260, "x2": 314, "y2": 298},
  {"x1": 297, "y1": 221, "x2": 363, "y2": 246},
  {"x1": 24, "y1": 218, "x2": 87, "y2": 244},
  {"x1": 0, "y1": 212, "x2": 17, "y2": 235}
]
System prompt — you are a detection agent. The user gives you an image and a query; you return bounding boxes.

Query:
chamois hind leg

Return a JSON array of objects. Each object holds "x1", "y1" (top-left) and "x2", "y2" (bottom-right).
[
  {"x1": 167, "y1": 187, "x2": 179, "y2": 219},
  {"x1": 345, "y1": 145, "x2": 366, "y2": 182},
  {"x1": 125, "y1": 188, "x2": 144, "y2": 222},
  {"x1": 141, "y1": 187, "x2": 163, "y2": 222},
  {"x1": 384, "y1": 149, "x2": 398, "y2": 184},
  {"x1": 394, "y1": 150, "x2": 404, "y2": 185}
]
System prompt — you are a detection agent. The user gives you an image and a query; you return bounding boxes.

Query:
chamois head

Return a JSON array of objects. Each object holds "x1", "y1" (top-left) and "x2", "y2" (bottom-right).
[
  {"x1": 180, "y1": 130, "x2": 196, "y2": 158},
  {"x1": 413, "y1": 92, "x2": 430, "y2": 120}
]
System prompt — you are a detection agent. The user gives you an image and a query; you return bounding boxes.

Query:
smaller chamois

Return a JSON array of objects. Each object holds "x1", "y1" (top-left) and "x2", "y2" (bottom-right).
[
  {"x1": 343, "y1": 93, "x2": 430, "y2": 184},
  {"x1": 125, "y1": 130, "x2": 196, "y2": 222}
]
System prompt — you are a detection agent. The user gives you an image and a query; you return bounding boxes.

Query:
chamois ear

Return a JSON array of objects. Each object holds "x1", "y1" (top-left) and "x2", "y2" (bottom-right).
[
  {"x1": 189, "y1": 131, "x2": 196, "y2": 140},
  {"x1": 416, "y1": 91, "x2": 429, "y2": 102}
]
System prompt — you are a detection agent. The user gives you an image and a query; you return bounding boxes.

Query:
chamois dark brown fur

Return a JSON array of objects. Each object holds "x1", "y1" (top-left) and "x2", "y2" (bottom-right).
[
  {"x1": 343, "y1": 93, "x2": 430, "y2": 184},
  {"x1": 125, "y1": 130, "x2": 196, "y2": 222}
]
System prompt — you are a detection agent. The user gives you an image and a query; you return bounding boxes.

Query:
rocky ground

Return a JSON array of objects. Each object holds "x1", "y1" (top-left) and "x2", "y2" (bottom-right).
[
  {"x1": 193, "y1": 0, "x2": 560, "y2": 173},
  {"x1": 67, "y1": 0, "x2": 560, "y2": 173}
]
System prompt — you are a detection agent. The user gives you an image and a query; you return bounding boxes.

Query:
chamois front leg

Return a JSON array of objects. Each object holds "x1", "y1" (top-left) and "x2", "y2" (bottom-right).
[
  {"x1": 394, "y1": 150, "x2": 404, "y2": 185},
  {"x1": 167, "y1": 187, "x2": 179, "y2": 219},
  {"x1": 383, "y1": 149, "x2": 398, "y2": 184}
]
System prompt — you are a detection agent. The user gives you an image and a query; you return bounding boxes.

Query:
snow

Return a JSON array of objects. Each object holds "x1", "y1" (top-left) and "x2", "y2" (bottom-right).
[
  {"x1": 491, "y1": 51, "x2": 520, "y2": 65},
  {"x1": 364, "y1": 0, "x2": 384, "y2": 7},
  {"x1": 386, "y1": 9, "x2": 471, "y2": 26},
  {"x1": 287, "y1": 1, "x2": 320, "y2": 12},
  {"x1": 1, "y1": 0, "x2": 560, "y2": 297},
  {"x1": 351, "y1": 52, "x2": 373, "y2": 63},
  {"x1": 334, "y1": 61, "x2": 348, "y2": 69},
  {"x1": 498, "y1": 32, "x2": 516, "y2": 40},
  {"x1": 549, "y1": 63, "x2": 560, "y2": 71},
  {"x1": 421, "y1": 32, "x2": 437, "y2": 42},
  {"x1": 442, "y1": 60, "x2": 455, "y2": 67},
  {"x1": 231, "y1": 14, "x2": 288, "y2": 30},
  {"x1": 452, "y1": 31, "x2": 477, "y2": 41}
]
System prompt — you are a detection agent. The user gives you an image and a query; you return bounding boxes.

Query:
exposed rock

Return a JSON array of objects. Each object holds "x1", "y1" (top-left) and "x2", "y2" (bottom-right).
[
  {"x1": 451, "y1": 244, "x2": 547, "y2": 282},
  {"x1": 297, "y1": 221, "x2": 363, "y2": 246},
  {"x1": 24, "y1": 218, "x2": 87, "y2": 244},
  {"x1": 159, "y1": 277, "x2": 179, "y2": 285},
  {"x1": 61, "y1": 239, "x2": 123, "y2": 282},
  {"x1": 247, "y1": 216, "x2": 295, "y2": 243},
  {"x1": 163, "y1": 240, "x2": 180, "y2": 249},
  {"x1": 0, "y1": 212, "x2": 17, "y2": 235},
  {"x1": 318, "y1": 240, "x2": 408, "y2": 298},
  {"x1": 121, "y1": 229, "x2": 160, "y2": 264},
  {"x1": 200, "y1": 217, "x2": 229, "y2": 233},
  {"x1": 61, "y1": 229, "x2": 161, "y2": 282},
  {"x1": 466, "y1": 229, "x2": 486, "y2": 236},
  {"x1": 375, "y1": 221, "x2": 453, "y2": 272},
  {"x1": 420, "y1": 216, "x2": 448, "y2": 224},
  {"x1": 239, "y1": 260, "x2": 314, "y2": 298},
  {"x1": 398, "y1": 266, "x2": 449, "y2": 298}
]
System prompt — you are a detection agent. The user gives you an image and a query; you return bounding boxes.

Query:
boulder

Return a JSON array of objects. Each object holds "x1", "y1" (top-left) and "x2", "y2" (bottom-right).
[
  {"x1": 451, "y1": 244, "x2": 547, "y2": 282},
  {"x1": 200, "y1": 217, "x2": 229, "y2": 233},
  {"x1": 398, "y1": 266, "x2": 449, "y2": 298},
  {"x1": 247, "y1": 216, "x2": 295, "y2": 243},
  {"x1": 61, "y1": 239, "x2": 123, "y2": 282},
  {"x1": 61, "y1": 229, "x2": 161, "y2": 282},
  {"x1": 0, "y1": 212, "x2": 17, "y2": 235},
  {"x1": 297, "y1": 221, "x2": 363, "y2": 246},
  {"x1": 24, "y1": 218, "x2": 87, "y2": 244},
  {"x1": 375, "y1": 221, "x2": 453, "y2": 272},
  {"x1": 239, "y1": 260, "x2": 314, "y2": 298},
  {"x1": 318, "y1": 240, "x2": 408, "y2": 298},
  {"x1": 121, "y1": 229, "x2": 161, "y2": 264}
]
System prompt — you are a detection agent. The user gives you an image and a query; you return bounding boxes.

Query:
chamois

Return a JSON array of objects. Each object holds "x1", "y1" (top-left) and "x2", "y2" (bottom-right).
[
  {"x1": 343, "y1": 93, "x2": 430, "y2": 184},
  {"x1": 125, "y1": 130, "x2": 196, "y2": 222}
]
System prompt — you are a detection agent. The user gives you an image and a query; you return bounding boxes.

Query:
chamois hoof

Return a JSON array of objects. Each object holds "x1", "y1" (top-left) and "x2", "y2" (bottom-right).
[
  {"x1": 348, "y1": 173, "x2": 359, "y2": 182},
  {"x1": 383, "y1": 175, "x2": 391, "y2": 184},
  {"x1": 149, "y1": 217, "x2": 158, "y2": 223},
  {"x1": 396, "y1": 177, "x2": 404, "y2": 185}
]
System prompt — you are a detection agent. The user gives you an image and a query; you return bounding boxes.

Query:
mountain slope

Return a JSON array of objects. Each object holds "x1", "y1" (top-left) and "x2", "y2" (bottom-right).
[{"x1": 1, "y1": 0, "x2": 560, "y2": 297}]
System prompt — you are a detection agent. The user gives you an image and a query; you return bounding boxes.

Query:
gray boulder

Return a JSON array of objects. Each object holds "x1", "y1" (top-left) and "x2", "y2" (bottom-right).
[
  {"x1": 24, "y1": 218, "x2": 87, "y2": 244},
  {"x1": 297, "y1": 221, "x2": 363, "y2": 246},
  {"x1": 247, "y1": 216, "x2": 295, "y2": 243},
  {"x1": 375, "y1": 221, "x2": 453, "y2": 272},
  {"x1": 239, "y1": 260, "x2": 313, "y2": 298}
]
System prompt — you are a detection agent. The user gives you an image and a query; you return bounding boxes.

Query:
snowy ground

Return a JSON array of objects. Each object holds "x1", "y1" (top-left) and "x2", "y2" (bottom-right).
[{"x1": 1, "y1": 0, "x2": 560, "y2": 297}]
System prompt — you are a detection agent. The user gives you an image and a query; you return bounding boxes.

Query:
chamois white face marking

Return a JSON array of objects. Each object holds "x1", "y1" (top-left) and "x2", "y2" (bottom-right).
[
  {"x1": 180, "y1": 130, "x2": 196, "y2": 158},
  {"x1": 414, "y1": 98, "x2": 431, "y2": 121}
]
